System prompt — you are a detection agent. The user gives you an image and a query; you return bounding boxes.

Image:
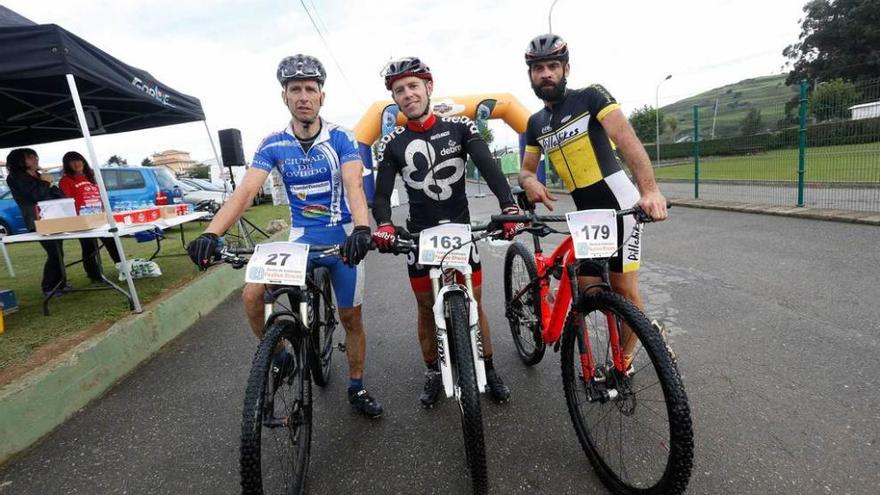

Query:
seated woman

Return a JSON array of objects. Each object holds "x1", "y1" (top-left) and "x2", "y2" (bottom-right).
[
  {"x1": 58, "y1": 151, "x2": 121, "y2": 282},
  {"x1": 5, "y1": 148, "x2": 67, "y2": 297}
]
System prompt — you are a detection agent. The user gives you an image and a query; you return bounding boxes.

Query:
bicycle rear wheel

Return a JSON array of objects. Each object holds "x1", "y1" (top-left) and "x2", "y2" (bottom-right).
[
  {"x1": 240, "y1": 320, "x2": 312, "y2": 495},
  {"x1": 447, "y1": 291, "x2": 488, "y2": 495},
  {"x1": 309, "y1": 267, "x2": 336, "y2": 387},
  {"x1": 503, "y1": 241, "x2": 545, "y2": 366},
  {"x1": 560, "y1": 291, "x2": 693, "y2": 495}
]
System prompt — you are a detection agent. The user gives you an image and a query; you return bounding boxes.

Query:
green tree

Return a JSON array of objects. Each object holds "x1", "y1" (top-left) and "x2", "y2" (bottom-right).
[
  {"x1": 665, "y1": 116, "x2": 678, "y2": 141},
  {"x1": 141, "y1": 157, "x2": 154, "y2": 167},
  {"x1": 188, "y1": 164, "x2": 211, "y2": 179},
  {"x1": 809, "y1": 78, "x2": 861, "y2": 121},
  {"x1": 107, "y1": 154, "x2": 127, "y2": 166},
  {"x1": 778, "y1": 95, "x2": 801, "y2": 128},
  {"x1": 628, "y1": 105, "x2": 665, "y2": 143},
  {"x1": 739, "y1": 108, "x2": 764, "y2": 136},
  {"x1": 783, "y1": 0, "x2": 880, "y2": 85}
]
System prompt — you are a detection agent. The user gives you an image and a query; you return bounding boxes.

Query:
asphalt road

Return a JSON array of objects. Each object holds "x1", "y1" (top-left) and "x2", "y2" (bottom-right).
[{"x1": 2, "y1": 185, "x2": 879, "y2": 494}]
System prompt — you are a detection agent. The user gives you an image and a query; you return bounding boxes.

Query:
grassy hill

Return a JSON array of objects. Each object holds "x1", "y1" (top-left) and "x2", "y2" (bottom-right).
[{"x1": 660, "y1": 74, "x2": 799, "y2": 141}]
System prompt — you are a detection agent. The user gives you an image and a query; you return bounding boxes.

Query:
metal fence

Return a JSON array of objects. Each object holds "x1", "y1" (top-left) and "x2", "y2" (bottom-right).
[{"x1": 651, "y1": 77, "x2": 880, "y2": 212}]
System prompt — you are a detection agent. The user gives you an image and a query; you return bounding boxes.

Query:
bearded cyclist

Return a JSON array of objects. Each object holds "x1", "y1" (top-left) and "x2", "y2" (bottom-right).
[
  {"x1": 518, "y1": 34, "x2": 669, "y2": 368},
  {"x1": 362, "y1": 57, "x2": 523, "y2": 407},
  {"x1": 187, "y1": 54, "x2": 383, "y2": 418}
]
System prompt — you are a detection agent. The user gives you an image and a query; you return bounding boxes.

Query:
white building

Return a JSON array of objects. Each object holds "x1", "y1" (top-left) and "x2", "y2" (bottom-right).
[{"x1": 849, "y1": 101, "x2": 880, "y2": 120}]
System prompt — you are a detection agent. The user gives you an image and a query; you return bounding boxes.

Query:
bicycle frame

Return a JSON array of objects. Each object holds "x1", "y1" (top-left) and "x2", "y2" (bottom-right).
[
  {"x1": 512, "y1": 229, "x2": 627, "y2": 381},
  {"x1": 429, "y1": 264, "x2": 488, "y2": 398}
]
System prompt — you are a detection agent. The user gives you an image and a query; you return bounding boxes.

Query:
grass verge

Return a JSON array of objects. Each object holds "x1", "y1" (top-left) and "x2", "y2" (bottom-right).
[{"x1": 0, "y1": 203, "x2": 288, "y2": 372}]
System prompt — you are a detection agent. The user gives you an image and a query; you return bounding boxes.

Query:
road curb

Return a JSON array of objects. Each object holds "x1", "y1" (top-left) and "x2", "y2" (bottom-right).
[
  {"x1": 0, "y1": 262, "x2": 246, "y2": 464},
  {"x1": 669, "y1": 198, "x2": 880, "y2": 225}
]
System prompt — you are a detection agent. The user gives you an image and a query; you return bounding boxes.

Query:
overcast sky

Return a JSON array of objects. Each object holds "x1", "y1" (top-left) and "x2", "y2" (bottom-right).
[{"x1": 2, "y1": 0, "x2": 806, "y2": 167}]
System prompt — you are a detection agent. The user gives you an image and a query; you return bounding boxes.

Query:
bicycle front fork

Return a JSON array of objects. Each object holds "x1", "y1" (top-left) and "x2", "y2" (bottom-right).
[{"x1": 430, "y1": 267, "x2": 487, "y2": 398}]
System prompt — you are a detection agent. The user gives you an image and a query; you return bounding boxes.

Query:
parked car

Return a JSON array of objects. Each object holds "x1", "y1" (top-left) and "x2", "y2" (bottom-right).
[
  {"x1": 179, "y1": 177, "x2": 230, "y2": 193},
  {"x1": 0, "y1": 183, "x2": 28, "y2": 236},
  {"x1": 176, "y1": 180, "x2": 227, "y2": 205},
  {"x1": 49, "y1": 166, "x2": 185, "y2": 209}
]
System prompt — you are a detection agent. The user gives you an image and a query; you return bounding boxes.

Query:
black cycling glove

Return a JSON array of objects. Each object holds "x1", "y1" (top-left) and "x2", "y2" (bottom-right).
[
  {"x1": 343, "y1": 225, "x2": 372, "y2": 266},
  {"x1": 187, "y1": 232, "x2": 220, "y2": 270}
]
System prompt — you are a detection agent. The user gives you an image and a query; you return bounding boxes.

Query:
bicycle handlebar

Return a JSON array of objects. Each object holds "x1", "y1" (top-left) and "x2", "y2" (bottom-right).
[
  {"x1": 490, "y1": 203, "x2": 671, "y2": 225},
  {"x1": 216, "y1": 243, "x2": 342, "y2": 268}
]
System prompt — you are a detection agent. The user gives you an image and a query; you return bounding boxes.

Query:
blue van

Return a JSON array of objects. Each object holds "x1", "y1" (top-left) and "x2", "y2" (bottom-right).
[
  {"x1": 0, "y1": 182, "x2": 28, "y2": 236},
  {"x1": 49, "y1": 166, "x2": 184, "y2": 210}
]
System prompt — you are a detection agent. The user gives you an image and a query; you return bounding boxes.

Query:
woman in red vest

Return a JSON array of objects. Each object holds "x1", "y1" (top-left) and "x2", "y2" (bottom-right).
[{"x1": 58, "y1": 152, "x2": 121, "y2": 281}]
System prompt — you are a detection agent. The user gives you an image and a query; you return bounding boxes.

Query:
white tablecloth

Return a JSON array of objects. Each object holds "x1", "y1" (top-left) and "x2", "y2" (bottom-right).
[{"x1": 2, "y1": 212, "x2": 209, "y2": 244}]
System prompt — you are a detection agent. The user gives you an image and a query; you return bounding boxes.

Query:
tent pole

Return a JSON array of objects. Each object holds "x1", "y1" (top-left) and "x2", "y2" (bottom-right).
[
  {"x1": 66, "y1": 74, "x2": 142, "y2": 313},
  {"x1": 202, "y1": 120, "x2": 228, "y2": 194}
]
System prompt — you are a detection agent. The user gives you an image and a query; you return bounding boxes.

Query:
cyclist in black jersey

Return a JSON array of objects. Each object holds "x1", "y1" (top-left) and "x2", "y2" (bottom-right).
[
  {"x1": 518, "y1": 34, "x2": 669, "y2": 367},
  {"x1": 369, "y1": 57, "x2": 523, "y2": 407}
]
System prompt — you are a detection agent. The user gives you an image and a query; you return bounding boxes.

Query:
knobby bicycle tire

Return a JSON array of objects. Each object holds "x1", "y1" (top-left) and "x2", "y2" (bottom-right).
[
  {"x1": 240, "y1": 319, "x2": 313, "y2": 495},
  {"x1": 503, "y1": 241, "x2": 546, "y2": 366},
  {"x1": 310, "y1": 267, "x2": 336, "y2": 387},
  {"x1": 560, "y1": 290, "x2": 693, "y2": 495},
  {"x1": 447, "y1": 291, "x2": 488, "y2": 495}
]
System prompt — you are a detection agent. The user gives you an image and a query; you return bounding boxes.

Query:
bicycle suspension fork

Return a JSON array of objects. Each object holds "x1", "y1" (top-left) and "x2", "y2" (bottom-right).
[{"x1": 430, "y1": 268, "x2": 487, "y2": 397}]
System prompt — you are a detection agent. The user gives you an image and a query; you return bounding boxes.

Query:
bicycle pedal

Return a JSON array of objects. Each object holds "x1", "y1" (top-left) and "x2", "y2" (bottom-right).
[{"x1": 337, "y1": 343, "x2": 347, "y2": 353}]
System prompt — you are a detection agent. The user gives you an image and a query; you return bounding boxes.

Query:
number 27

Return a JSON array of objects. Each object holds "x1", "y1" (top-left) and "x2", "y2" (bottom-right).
[{"x1": 266, "y1": 253, "x2": 291, "y2": 266}]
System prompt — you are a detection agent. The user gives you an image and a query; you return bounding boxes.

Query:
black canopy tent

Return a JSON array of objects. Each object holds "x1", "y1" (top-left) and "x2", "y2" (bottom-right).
[{"x1": 0, "y1": 6, "x2": 223, "y2": 312}]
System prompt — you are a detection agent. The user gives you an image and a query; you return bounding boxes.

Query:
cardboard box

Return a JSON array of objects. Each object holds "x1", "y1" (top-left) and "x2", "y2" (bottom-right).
[
  {"x1": 158, "y1": 205, "x2": 178, "y2": 219},
  {"x1": 113, "y1": 207, "x2": 160, "y2": 225},
  {"x1": 34, "y1": 213, "x2": 107, "y2": 235}
]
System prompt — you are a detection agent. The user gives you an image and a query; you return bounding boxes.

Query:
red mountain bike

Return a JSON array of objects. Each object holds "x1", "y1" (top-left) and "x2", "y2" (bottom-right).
[{"x1": 491, "y1": 199, "x2": 693, "y2": 495}]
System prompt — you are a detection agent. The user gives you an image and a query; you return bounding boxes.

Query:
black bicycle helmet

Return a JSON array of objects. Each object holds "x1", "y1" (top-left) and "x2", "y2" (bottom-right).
[
  {"x1": 381, "y1": 57, "x2": 433, "y2": 90},
  {"x1": 277, "y1": 54, "x2": 326, "y2": 86},
  {"x1": 525, "y1": 34, "x2": 569, "y2": 65}
]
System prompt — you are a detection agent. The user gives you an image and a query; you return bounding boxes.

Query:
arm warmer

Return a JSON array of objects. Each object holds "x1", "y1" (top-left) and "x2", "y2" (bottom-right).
[{"x1": 371, "y1": 164, "x2": 397, "y2": 226}]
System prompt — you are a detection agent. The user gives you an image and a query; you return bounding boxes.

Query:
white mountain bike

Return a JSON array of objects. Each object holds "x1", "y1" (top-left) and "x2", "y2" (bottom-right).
[{"x1": 389, "y1": 222, "x2": 493, "y2": 494}]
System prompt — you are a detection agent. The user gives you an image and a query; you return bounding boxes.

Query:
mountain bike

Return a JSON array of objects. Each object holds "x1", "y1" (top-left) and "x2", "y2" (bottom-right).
[
  {"x1": 219, "y1": 241, "x2": 339, "y2": 495},
  {"x1": 388, "y1": 223, "x2": 492, "y2": 494},
  {"x1": 492, "y1": 200, "x2": 693, "y2": 495}
]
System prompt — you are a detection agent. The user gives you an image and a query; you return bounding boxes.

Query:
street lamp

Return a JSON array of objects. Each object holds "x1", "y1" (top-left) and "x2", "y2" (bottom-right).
[
  {"x1": 548, "y1": 0, "x2": 560, "y2": 32},
  {"x1": 655, "y1": 74, "x2": 672, "y2": 164}
]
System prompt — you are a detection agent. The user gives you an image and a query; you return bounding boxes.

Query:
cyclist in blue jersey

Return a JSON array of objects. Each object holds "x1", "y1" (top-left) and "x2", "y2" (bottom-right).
[{"x1": 187, "y1": 54, "x2": 382, "y2": 418}]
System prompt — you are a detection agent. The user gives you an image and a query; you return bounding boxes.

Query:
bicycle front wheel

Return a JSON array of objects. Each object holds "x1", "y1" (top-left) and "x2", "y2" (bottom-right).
[
  {"x1": 503, "y1": 241, "x2": 545, "y2": 366},
  {"x1": 240, "y1": 320, "x2": 312, "y2": 495},
  {"x1": 447, "y1": 291, "x2": 488, "y2": 494},
  {"x1": 560, "y1": 290, "x2": 693, "y2": 495},
  {"x1": 310, "y1": 266, "x2": 336, "y2": 387}
]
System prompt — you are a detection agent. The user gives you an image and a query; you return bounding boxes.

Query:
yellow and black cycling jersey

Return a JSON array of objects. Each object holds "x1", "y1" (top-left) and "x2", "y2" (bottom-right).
[
  {"x1": 525, "y1": 84, "x2": 624, "y2": 194},
  {"x1": 526, "y1": 84, "x2": 642, "y2": 273}
]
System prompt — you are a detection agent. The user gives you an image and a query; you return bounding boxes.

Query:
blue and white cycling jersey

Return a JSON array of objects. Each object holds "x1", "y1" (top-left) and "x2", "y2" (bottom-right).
[
  {"x1": 251, "y1": 119, "x2": 365, "y2": 308},
  {"x1": 251, "y1": 119, "x2": 362, "y2": 230}
]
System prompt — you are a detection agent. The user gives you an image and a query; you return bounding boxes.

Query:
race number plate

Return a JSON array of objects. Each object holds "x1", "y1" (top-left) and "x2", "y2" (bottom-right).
[
  {"x1": 418, "y1": 223, "x2": 471, "y2": 267},
  {"x1": 244, "y1": 242, "x2": 310, "y2": 286},
  {"x1": 566, "y1": 209, "x2": 618, "y2": 259}
]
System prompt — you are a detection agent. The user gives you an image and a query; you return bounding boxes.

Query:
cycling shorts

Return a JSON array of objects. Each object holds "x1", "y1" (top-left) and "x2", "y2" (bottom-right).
[
  {"x1": 288, "y1": 224, "x2": 364, "y2": 308},
  {"x1": 571, "y1": 170, "x2": 642, "y2": 274}
]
